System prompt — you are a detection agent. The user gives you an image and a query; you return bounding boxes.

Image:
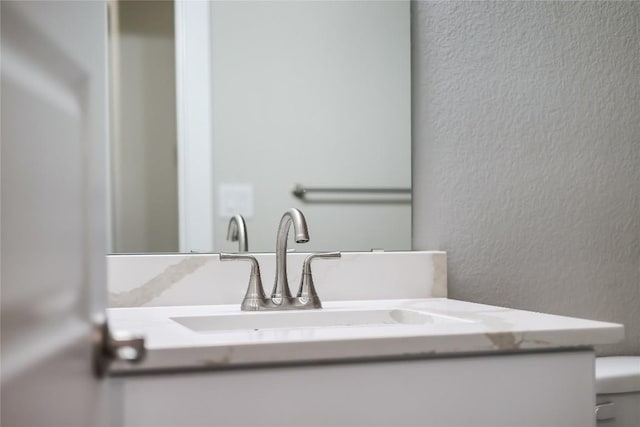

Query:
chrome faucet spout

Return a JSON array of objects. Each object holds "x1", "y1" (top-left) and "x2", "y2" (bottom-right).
[
  {"x1": 271, "y1": 208, "x2": 309, "y2": 304},
  {"x1": 226, "y1": 215, "x2": 248, "y2": 252}
]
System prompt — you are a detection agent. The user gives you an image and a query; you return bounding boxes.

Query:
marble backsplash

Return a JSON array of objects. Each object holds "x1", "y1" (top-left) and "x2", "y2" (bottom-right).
[{"x1": 108, "y1": 251, "x2": 447, "y2": 308}]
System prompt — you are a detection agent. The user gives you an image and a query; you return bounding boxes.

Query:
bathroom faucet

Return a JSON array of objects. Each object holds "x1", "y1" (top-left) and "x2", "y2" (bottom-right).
[
  {"x1": 226, "y1": 215, "x2": 248, "y2": 252},
  {"x1": 221, "y1": 208, "x2": 340, "y2": 311},
  {"x1": 271, "y1": 208, "x2": 309, "y2": 306}
]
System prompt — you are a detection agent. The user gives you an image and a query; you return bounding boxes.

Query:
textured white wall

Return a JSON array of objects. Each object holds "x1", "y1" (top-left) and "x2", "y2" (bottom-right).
[
  {"x1": 412, "y1": 1, "x2": 639, "y2": 355},
  {"x1": 211, "y1": 1, "x2": 411, "y2": 253}
]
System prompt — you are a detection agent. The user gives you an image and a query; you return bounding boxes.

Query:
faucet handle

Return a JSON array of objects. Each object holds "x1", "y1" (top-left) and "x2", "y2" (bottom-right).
[
  {"x1": 296, "y1": 252, "x2": 341, "y2": 309},
  {"x1": 220, "y1": 253, "x2": 267, "y2": 311}
]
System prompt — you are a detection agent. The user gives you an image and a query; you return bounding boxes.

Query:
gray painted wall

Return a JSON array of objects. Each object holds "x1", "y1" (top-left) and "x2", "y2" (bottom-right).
[{"x1": 412, "y1": 1, "x2": 639, "y2": 355}]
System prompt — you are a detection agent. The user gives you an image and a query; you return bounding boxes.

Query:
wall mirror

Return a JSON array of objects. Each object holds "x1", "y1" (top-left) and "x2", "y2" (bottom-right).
[{"x1": 108, "y1": 0, "x2": 411, "y2": 254}]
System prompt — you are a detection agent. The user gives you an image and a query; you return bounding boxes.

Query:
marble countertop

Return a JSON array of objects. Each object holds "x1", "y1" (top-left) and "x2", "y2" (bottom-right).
[{"x1": 107, "y1": 298, "x2": 623, "y2": 373}]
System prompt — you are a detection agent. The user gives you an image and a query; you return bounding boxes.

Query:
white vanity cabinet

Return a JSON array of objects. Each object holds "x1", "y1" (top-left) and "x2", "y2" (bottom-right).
[
  {"x1": 112, "y1": 350, "x2": 594, "y2": 427},
  {"x1": 106, "y1": 297, "x2": 622, "y2": 427}
]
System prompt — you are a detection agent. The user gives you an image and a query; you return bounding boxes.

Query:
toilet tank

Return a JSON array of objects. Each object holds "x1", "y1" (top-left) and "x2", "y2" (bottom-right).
[{"x1": 595, "y1": 357, "x2": 640, "y2": 427}]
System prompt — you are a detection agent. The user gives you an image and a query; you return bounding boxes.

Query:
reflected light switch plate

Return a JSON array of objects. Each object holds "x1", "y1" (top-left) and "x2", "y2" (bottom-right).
[{"x1": 218, "y1": 183, "x2": 254, "y2": 218}]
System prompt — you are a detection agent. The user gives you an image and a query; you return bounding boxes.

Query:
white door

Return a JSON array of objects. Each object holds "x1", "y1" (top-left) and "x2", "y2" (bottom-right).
[{"x1": 1, "y1": 1, "x2": 111, "y2": 426}]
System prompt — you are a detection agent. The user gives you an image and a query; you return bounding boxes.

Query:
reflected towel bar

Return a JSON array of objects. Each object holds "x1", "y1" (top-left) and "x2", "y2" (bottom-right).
[{"x1": 292, "y1": 184, "x2": 411, "y2": 201}]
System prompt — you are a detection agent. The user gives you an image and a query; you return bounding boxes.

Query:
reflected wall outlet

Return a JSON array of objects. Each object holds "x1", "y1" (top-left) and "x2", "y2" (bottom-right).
[{"x1": 218, "y1": 183, "x2": 254, "y2": 218}]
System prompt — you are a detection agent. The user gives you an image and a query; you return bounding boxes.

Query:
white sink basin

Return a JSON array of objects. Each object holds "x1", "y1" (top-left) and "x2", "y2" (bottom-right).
[{"x1": 171, "y1": 308, "x2": 471, "y2": 333}]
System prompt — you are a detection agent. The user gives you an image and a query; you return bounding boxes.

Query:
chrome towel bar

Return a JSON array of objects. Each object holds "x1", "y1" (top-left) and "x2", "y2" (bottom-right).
[{"x1": 292, "y1": 184, "x2": 411, "y2": 201}]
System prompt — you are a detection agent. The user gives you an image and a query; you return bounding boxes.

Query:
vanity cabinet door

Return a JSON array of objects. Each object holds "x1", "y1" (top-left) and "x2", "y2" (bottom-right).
[
  {"x1": 116, "y1": 351, "x2": 595, "y2": 427},
  {"x1": 1, "y1": 1, "x2": 110, "y2": 426}
]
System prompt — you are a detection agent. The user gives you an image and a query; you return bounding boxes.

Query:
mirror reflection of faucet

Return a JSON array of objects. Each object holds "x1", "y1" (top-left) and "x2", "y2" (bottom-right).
[
  {"x1": 226, "y1": 214, "x2": 248, "y2": 252},
  {"x1": 220, "y1": 208, "x2": 341, "y2": 311}
]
